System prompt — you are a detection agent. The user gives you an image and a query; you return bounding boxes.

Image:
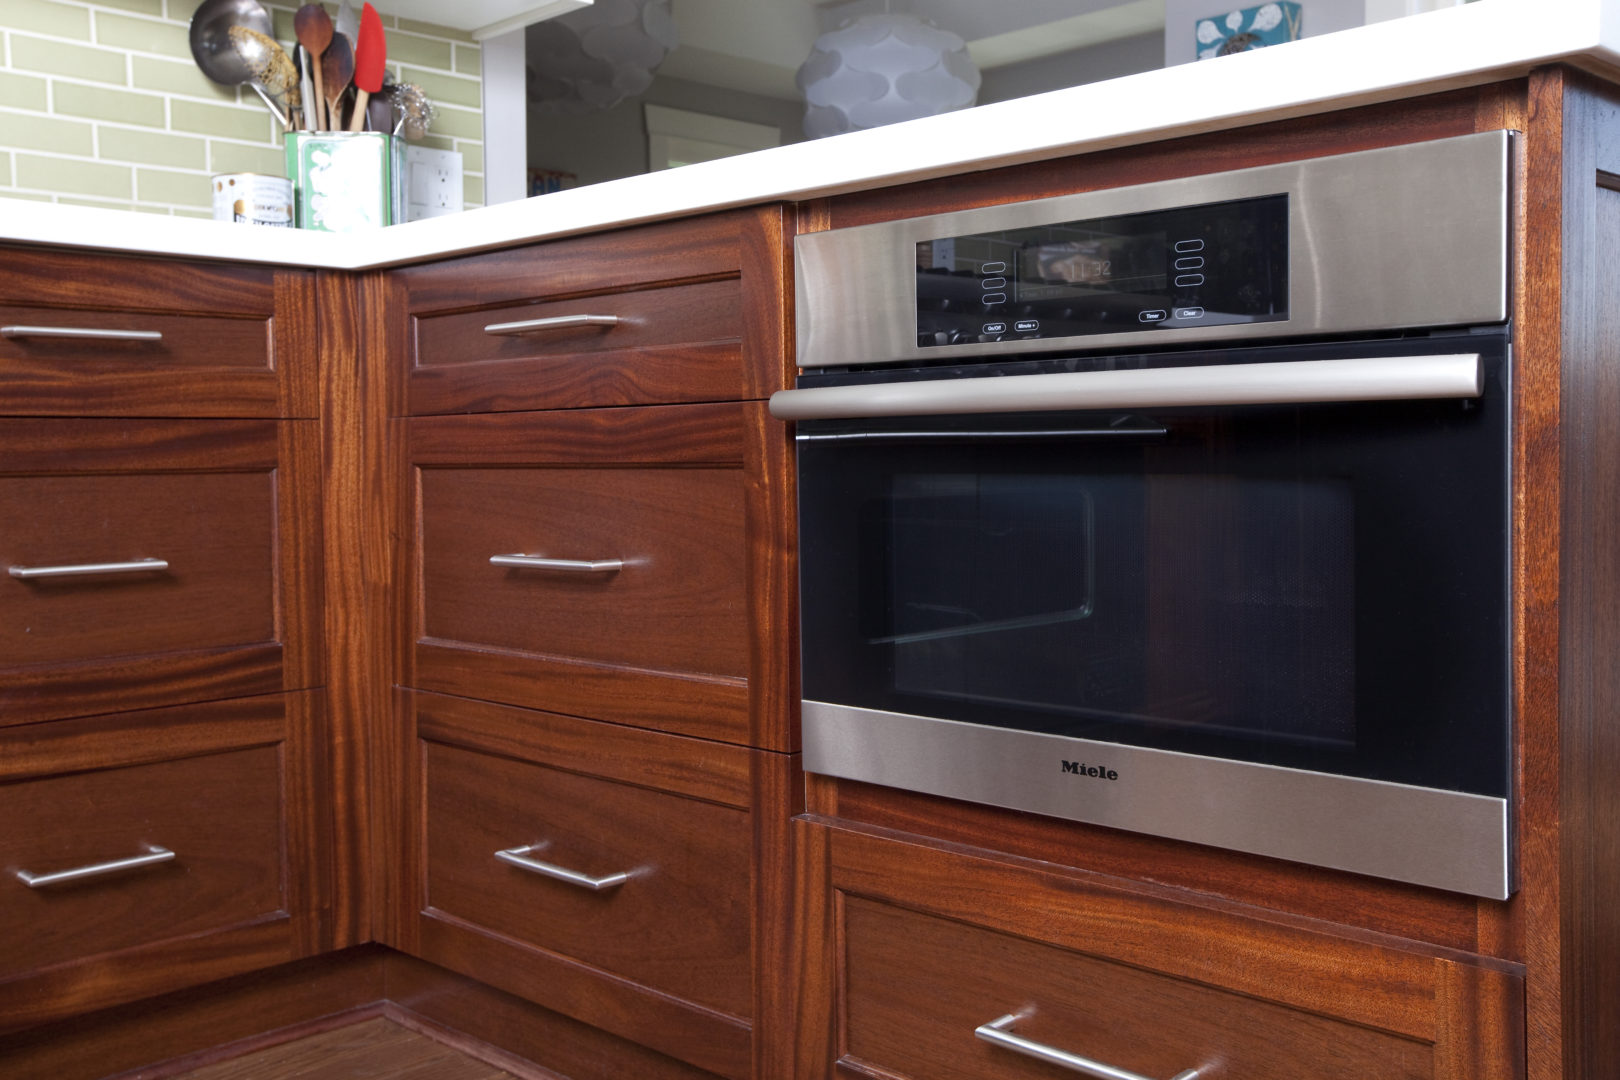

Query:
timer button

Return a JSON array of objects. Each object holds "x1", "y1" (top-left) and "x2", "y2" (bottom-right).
[
  {"x1": 1174, "y1": 239, "x2": 1205, "y2": 253},
  {"x1": 1138, "y1": 309, "x2": 1168, "y2": 323}
]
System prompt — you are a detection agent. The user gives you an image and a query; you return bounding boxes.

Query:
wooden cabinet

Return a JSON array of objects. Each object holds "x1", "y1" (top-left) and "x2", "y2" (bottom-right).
[
  {"x1": 0, "y1": 249, "x2": 329, "y2": 1038},
  {"x1": 815, "y1": 825, "x2": 1522, "y2": 1080},
  {"x1": 382, "y1": 207, "x2": 801, "y2": 1080}
]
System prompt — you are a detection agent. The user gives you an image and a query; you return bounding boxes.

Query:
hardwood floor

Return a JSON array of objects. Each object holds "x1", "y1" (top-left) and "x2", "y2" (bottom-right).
[{"x1": 164, "y1": 1018, "x2": 516, "y2": 1080}]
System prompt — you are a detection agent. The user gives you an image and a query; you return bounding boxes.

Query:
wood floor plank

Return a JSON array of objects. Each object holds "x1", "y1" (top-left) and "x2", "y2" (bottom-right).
[{"x1": 166, "y1": 1018, "x2": 515, "y2": 1080}]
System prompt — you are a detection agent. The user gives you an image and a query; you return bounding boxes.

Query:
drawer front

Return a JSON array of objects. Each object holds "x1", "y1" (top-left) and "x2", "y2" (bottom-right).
[
  {"x1": 419, "y1": 465, "x2": 747, "y2": 678},
  {"x1": 0, "y1": 471, "x2": 274, "y2": 665},
  {"x1": 0, "y1": 247, "x2": 309, "y2": 417},
  {"x1": 0, "y1": 419, "x2": 322, "y2": 724},
  {"x1": 0, "y1": 744, "x2": 284, "y2": 980},
  {"x1": 423, "y1": 741, "x2": 753, "y2": 1018},
  {"x1": 842, "y1": 897, "x2": 1432, "y2": 1080}
]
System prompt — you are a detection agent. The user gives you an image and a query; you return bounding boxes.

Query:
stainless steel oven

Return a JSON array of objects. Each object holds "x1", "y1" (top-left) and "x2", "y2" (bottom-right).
[{"x1": 772, "y1": 132, "x2": 1514, "y2": 898}]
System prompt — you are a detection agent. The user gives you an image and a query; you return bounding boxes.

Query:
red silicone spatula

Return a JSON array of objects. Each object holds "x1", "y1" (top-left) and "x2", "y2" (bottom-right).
[{"x1": 347, "y1": 3, "x2": 386, "y2": 132}]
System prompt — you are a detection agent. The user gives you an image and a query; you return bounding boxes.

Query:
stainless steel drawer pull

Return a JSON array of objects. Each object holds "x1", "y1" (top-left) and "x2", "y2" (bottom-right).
[
  {"x1": 15, "y1": 845, "x2": 175, "y2": 888},
  {"x1": 490, "y1": 554, "x2": 624, "y2": 574},
  {"x1": 975, "y1": 1013, "x2": 1201, "y2": 1080},
  {"x1": 769, "y1": 353, "x2": 1483, "y2": 421},
  {"x1": 1, "y1": 325, "x2": 164, "y2": 342},
  {"x1": 483, "y1": 314, "x2": 621, "y2": 335},
  {"x1": 9, "y1": 558, "x2": 170, "y2": 580},
  {"x1": 494, "y1": 843, "x2": 630, "y2": 891}
]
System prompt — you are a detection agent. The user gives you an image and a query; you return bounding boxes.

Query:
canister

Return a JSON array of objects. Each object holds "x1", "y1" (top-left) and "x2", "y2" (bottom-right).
[{"x1": 211, "y1": 173, "x2": 294, "y2": 227}]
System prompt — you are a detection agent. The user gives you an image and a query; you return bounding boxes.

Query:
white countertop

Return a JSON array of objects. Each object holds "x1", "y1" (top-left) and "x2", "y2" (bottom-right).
[{"x1": 3, "y1": 0, "x2": 1616, "y2": 270}]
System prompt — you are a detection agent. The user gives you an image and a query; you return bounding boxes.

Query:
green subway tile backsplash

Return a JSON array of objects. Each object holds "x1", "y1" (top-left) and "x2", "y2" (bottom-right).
[
  {"x1": 0, "y1": 2, "x2": 484, "y2": 213},
  {"x1": 55, "y1": 80, "x2": 165, "y2": 125},
  {"x1": 5, "y1": 0, "x2": 92, "y2": 42},
  {"x1": 16, "y1": 153, "x2": 131, "y2": 197}
]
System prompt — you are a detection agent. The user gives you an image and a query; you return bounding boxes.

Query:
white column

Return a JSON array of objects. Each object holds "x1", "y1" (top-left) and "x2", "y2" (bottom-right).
[{"x1": 480, "y1": 27, "x2": 528, "y2": 205}]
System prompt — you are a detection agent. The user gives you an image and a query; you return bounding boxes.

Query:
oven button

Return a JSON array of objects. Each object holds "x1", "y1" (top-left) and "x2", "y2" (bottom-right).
[
  {"x1": 981, "y1": 292, "x2": 1008, "y2": 305},
  {"x1": 980, "y1": 261, "x2": 1007, "y2": 274},
  {"x1": 982, "y1": 321, "x2": 1008, "y2": 335},
  {"x1": 1174, "y1": 307, "x2": 1206, "y2": 320},
  {"x1": 981, "y1": 277, "x2": 1007, "y2": 290},
  {"x1": 1013, "y1": 319, "x2": 1039, "y2": 333},
  {"x1": 1174, "y1": 274, "x2": 1206, "y2": 287},
  {"x1": 1174, "y1": 239, "x2": 1205, "y2": 253},
  {"x1": 1138, "y1": 309, "x2": 1168, "y2": 323}
]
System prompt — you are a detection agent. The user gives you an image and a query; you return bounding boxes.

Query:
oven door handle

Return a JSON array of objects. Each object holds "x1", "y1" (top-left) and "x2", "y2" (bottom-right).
[{"x1": 767, "y1": 353, "x2": 1481, "y2": 421}]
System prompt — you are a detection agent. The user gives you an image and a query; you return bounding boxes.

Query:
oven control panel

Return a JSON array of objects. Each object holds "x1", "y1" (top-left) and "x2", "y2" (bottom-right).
[{"x1": 915, "y1": 194, "x2": 1289, "y2": 348}]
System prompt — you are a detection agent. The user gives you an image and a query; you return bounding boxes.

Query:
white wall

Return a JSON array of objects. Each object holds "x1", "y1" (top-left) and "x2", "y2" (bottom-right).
[
  {"x1": 979, "y1": 31, "x2": 1163, "y2": 105},
  {"x1": 1162, "y1": 0, "x2": 1365, "y2": 66}
]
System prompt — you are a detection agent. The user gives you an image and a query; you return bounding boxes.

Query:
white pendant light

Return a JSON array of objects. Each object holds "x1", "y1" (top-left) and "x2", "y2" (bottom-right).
[
  {"x1": 527, "y1": 0, "x2": 679, "y2": 112},
  {"x1": 796, "y1": 12, "x2": 980, "y2": 140}
]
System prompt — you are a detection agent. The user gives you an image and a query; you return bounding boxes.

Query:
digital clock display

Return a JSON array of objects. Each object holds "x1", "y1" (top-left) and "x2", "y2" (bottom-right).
[{"x1": 915, "y1": 194, "x2": 1288, "y2": 348}]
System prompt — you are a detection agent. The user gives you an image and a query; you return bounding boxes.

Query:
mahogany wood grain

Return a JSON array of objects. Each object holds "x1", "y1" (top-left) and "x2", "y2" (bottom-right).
[
  {"x1": 0, "y1": 248, "x2": 313, "y2": 417},
  {"x1": 385, "y1": 952, "x2": 729, "y2": 1080},
  {"x1": 0, "y1": 693, "x2": 328, "y2": 1033},
  {"x1": 816, "y1": 778, "x2": 1493, "y2": 956},
  {"x1": 413, "y1": 690, "x2": 753, "y2": 808},
  {"x1": 739, "y1": 205, "x2": 795, "y2": 402},
  {"x1": 0, "y1": 418, "x2": 321, "y2": 726},
  {"x1": 167, "y1": 1016, "x2": 513, "y2": 1080},
  {"x1": 1513, "y1": 67, "x2": 1568, "y2": 1080},
  {"x1": 410, "y1": 278, "x2": 744, "y2": 415},
  {"x1": 841, "y1": 895, "x2": 1436, "y2": 1080},
  {"x1": 420, "y1": 740, "x2": 754, "y2": 1018},
  {"x1": 415, "y1": 916, "x2": 753, "y2": 1080},
  {"x1": 823, "y1": 86, "x2": 1512, "y2": 231},
  {"x1": 749, "y1": 750, "x2": 803, "y2": 1080},
  {"x1": 392, "y1": 210, "x2": 753, "y2": 312},
  {"x1": 824, "y1": 824, "x2": 1523, "y2": 1080},
  {"x1": 408, "y1": 401, "x2": 747, "y2": 465},
  {"x1": 318, "y1": 270, "x2": 407, "y2": 951},
  {"x1": 0, "y1": 947, "x2": 388, "y2": 1080}
]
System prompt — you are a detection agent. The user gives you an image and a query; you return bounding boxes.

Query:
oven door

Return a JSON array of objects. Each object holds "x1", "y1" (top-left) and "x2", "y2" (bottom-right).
[{"x1": 782, "y1": 332, "x2": 1512, "y2": 897}]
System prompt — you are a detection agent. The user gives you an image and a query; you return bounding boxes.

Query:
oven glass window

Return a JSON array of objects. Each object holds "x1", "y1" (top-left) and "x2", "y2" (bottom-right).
[{"x1": 878, "y1": 473, "x2": 1356, "y2": 749}]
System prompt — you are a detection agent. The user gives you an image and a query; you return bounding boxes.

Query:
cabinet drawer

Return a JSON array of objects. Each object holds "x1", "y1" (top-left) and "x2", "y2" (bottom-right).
[
  {"x1": 0, "y1": 694, "x2": 326, "y2": 1033},
  {"x1": 423, "y1": 740, "x2": 753, "y2": 1018},
  {"x1": 0, "y1": 419, "x2": 322, "y2": 725},
  {"x1": 0, "y1": 746, "x2": 283, "y2": 981},
  {"x1": 825, "y1": 827, "x2": 1523, "y2": 1080},
  {"x1": 419, "y1": 465, "x2": 746, "y2": 676},
  {"x1": 408, "y1": 405, "x2": 761, "y2": 743},
  {"x1": 0, "y1": 247, "x2": 311, "y2": 417},
  {"x1": 409, "y1": 279, "x2": 744, "y2": 414}
]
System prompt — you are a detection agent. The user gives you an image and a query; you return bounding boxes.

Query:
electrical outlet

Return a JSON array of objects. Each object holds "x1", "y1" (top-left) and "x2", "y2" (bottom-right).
[{"x1": 405, "y1": 146, "x2": 463, "y2": 221}]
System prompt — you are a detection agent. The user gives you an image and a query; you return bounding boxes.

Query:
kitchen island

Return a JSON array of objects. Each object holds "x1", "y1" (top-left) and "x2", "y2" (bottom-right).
[{"x1": 3, "y1": 3, "x2": 1620, "y2": 1078}]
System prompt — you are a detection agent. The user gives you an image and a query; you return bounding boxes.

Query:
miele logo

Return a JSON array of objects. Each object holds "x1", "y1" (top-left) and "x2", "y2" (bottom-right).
[{"x1": 1062, "y1": 761, "x2": 1118, "y2": 780}]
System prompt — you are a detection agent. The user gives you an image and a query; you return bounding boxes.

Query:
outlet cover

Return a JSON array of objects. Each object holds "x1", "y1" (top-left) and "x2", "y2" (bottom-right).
[{"x1": 405, "y1": 146, "x2": 463, "y2": 221}]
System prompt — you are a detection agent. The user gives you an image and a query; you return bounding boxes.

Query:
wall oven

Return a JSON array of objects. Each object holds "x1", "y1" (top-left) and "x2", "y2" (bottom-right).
[{"x1": 772, "y1": 132, "x2": 1514, "y2": 898}]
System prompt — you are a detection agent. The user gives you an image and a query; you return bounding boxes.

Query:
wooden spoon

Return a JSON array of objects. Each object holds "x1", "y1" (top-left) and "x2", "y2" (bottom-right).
[
  {"x1": 348, "y1": 4, "x2": 386, "y2": 132},
  {"x1": 293, "y1": 4, "x2": 332, "y2": 129},
  {"x1": 322, "y1": 32, "x2": 354, "y2": 132}
]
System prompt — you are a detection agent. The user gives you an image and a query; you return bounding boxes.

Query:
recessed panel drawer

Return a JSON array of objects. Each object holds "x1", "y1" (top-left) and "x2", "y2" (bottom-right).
[
  {"x1": 0, "y1": 470, "x2": 274, "y2": 665},
  {"x1": 0, "y1": 247, "x2": 309, "y2": 417},
  {"x1": 844, "y1": 897, "x2": 1433, "y2": 1080},
  {"x1": 418, "y1": 465, "x2": 747, "y2": 678},
  {"x1": 0, "y1": 745, "x2": 284, "y2": 980},
  {"x1": 423, "y1": 740, "x2": 753, "y2": 1018}
]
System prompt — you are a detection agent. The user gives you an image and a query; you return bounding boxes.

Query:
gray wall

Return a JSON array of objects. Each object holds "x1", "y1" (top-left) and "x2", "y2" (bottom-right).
[
  {"x1": 979, "y1": 31, "x2": 1164, "y2": 105},
  {"x1": 528, "y1": 75, "x2": 804, "y2": 188},
  {"x1": 1163, "y1": 0, "x2": 1364, "y2": 66}
]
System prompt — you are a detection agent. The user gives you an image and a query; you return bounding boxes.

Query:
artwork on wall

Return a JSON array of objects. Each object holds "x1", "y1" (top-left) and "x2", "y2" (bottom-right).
[{"x1": 1195, "y1": 2, "x2": 1304, "y2": 59}]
